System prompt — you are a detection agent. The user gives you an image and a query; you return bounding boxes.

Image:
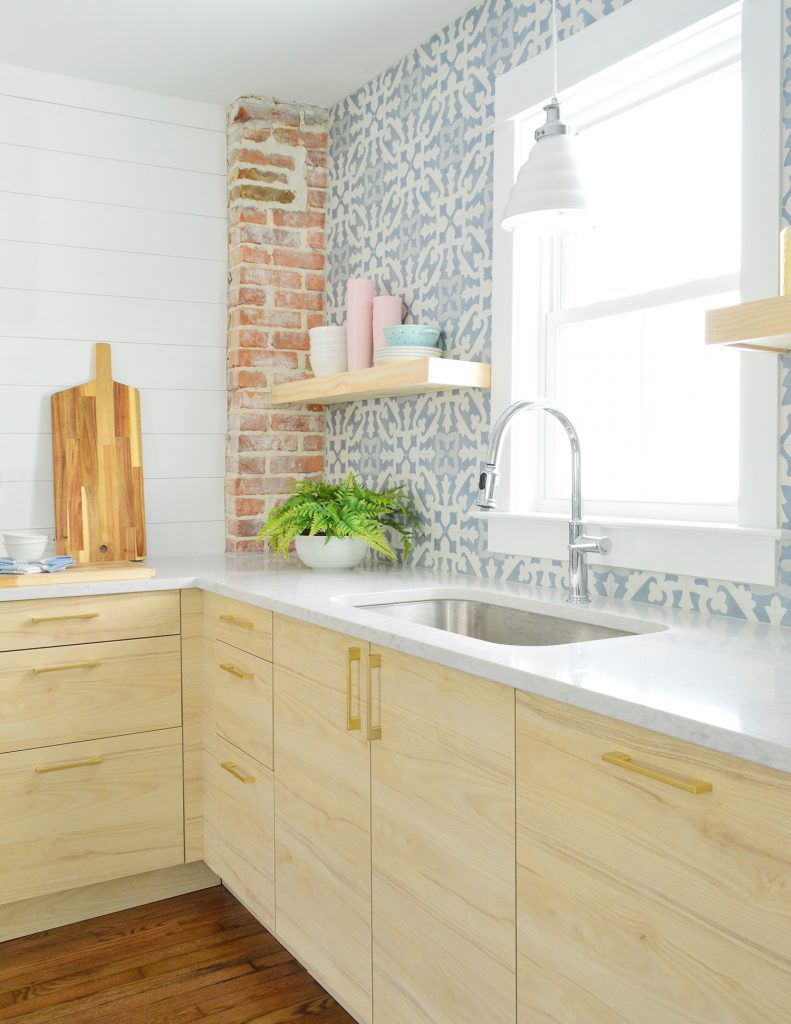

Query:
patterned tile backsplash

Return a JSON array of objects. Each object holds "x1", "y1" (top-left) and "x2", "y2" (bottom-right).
[{"x1": 325, "y1": 0, "x2": 791, "y2": 625}]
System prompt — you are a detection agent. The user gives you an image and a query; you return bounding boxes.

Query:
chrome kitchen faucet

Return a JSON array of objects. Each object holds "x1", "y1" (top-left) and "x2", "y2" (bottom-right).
[{"x1": 475, "y1": 400, "x2": 610, "y2": 604}]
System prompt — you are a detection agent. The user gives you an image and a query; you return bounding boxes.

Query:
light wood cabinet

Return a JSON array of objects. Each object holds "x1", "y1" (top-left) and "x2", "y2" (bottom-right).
[
  {"x1": 0, "y1": 636, "x2": 181, "y2": 753},
  {"x1": 370, "y1": 646, "x2": 516, "y2": 1024},
  {"x1": 516, "y1": 693, "x2": 791, "y2": 1024},
  {"x1": 210, "y1": 638, "x2": 273, "y2": 769},
  {"x1": 204, "y1": 735, "x2": 274, "y2": 928},
  {"x1": 0, "y1": 728, "x2": 184, "y2": 906},
  {"x1": 0, "y1": 591, "x2": 180, "y2": 651},
  {"x1": 205, "y1": 592, "x2": 272, "y2": 661},
  {"x1": 273, "y1": 614, "x2": 373, "y2": 1024}
]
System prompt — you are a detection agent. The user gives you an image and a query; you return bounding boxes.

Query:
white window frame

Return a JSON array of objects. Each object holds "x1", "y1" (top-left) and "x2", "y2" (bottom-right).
[{"x1": 487, "y1": 0, "x2": 783, "y2": 586}]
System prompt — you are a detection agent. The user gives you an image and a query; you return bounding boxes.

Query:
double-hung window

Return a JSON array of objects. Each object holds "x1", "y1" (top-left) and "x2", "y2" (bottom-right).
[{"x1": 490, "y1": 0, "x2": 782, "y2": 584}]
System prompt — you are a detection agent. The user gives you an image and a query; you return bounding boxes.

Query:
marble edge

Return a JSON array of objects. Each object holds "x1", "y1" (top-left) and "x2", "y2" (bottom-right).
[{"x1": 2, "y1": 567, "x2": 790, "y2": 774}]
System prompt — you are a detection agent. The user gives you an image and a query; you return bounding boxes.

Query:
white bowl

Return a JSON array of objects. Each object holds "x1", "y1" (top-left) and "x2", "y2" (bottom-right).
[
  {"x1": 295, "y1": 536, "x2": 367, "y2": 570},
  {"x1": 310, "y1": 351, "x2": 348, "y2": 377},
  {"x1": 310, "y1": 342, "x2": 347, "y2": 354},
  {"x1": 309, "y1": 326, "x2": 347, "y2": 346},
  {"x1": 3, "y1": 531, "x2": 48, "y2": 561}
]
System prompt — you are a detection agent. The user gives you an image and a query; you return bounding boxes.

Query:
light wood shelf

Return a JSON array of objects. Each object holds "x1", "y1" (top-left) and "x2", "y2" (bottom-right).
[
  {"x1": 271, "y1": 356, "x2": 491, "y2": 405},
  {"x1": 705, "y1": 296, "x2": 791, "y2": 352}
]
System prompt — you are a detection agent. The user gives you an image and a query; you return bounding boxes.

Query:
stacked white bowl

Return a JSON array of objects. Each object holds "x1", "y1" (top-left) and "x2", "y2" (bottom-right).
[{"x1": 309, "y1": 325, "x2": 348, "y2": 377}]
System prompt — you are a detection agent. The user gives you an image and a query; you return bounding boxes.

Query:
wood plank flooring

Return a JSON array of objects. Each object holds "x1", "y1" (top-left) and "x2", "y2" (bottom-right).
[{"x1": 0, "y1": 885, "x2": 355, "y2": 1023}]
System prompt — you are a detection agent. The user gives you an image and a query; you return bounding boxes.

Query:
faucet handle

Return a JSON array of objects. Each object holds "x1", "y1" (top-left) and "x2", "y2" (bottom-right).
[
  {"x1": 475, "y1": 463, "x2": 499, "y2": 509},
  {"x1": 569, "y1": 533, "x2": 611, "y2": 556}
]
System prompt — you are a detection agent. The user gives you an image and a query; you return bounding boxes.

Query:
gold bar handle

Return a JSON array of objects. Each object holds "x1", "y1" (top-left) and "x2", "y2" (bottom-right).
[
  {"x1": 33, "y1": 661, "x2": 100, "y2": 675},
  {"x1": 220, "y1": 760, "x2": 255, "y2": 784},
  {"x1": 346, "y1": 647, "x2": 362, "y2": 731},
  {"x1": 36, "y1": 755, "x2": 103, "y2": 774},
  {"x1": 219, "y1": 662, "x2": 254, "y2": 680},
  {"x1": 367, "y1": 653, "x2": 382, "y2": 742},
  {"x1": 602, "y1": 751, "x2": 713, "y2": 795},
  {"x1": 31, "y1": 612, "x2": 99, "y2": 624},
  {"x1": 218, "y1": 614, "x2": 254, "y2": 630}
]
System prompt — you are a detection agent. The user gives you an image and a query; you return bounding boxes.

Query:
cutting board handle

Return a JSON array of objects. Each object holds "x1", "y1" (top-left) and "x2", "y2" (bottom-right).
[{"x1": 94, "y1": 343, "x2": 112, "y2": 386}]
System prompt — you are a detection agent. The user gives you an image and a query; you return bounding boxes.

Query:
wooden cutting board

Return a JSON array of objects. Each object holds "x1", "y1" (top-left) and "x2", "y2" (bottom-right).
[
  {"x1": 51, "y1": 343, "x2": 146, "y2": 563},
  {"x1": 0, "y1": 561, "x2": 155, "y2": 588}
]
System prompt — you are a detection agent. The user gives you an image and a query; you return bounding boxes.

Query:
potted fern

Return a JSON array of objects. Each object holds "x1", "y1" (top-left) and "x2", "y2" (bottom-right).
[{"x1": 257, "y1": 474, "x2": 421, "y2": 570}]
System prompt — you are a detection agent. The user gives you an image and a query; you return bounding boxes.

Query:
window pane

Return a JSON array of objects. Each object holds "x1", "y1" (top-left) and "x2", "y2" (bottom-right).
[
  {"x1": 544, "y1": 293, "x2": 740, "y2": 508},
  {"x1": 561, "y1": 62, "x2": 741, "y2": 308}
]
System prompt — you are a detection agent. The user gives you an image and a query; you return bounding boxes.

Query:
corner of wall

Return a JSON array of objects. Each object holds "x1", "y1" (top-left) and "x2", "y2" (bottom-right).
[{"x1": 226, "y1": 96, "x2": 329, "y2": 552}]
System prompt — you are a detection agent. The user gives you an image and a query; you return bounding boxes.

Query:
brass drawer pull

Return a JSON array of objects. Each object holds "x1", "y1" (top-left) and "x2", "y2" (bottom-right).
[
  {"x1": 33, "y1": 661, "x2": 100, "y2": 675},
  {"x1": 346, "y1": 647, "x2": 362, "y2": 731},
  {"x1": 30, "y1": 612, "x2": 100, "y2": 624},
  {"x1": 36, "y1": 755, "x2": 103, "y2": 774},
  {"x1": 219, "y1": 662, "x2": 254, "y2": 680},
  {"x1": 218, "y1": 613, "x2": 254, "y2": 630},
  {"x1": 367, "y1": 653, "x2": 382, "y2": 742},
  {"x1": 220, "y1": 760, "x2": 255, "y2": 784},
  {"x1": 602, "y1": 751, "x2": 713, "y2": 795}
]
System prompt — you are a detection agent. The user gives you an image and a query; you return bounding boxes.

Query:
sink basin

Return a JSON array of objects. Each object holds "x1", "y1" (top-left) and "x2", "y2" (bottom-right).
[{"x1": 354, "y1": 597, "x2": 642, "y2": 647}]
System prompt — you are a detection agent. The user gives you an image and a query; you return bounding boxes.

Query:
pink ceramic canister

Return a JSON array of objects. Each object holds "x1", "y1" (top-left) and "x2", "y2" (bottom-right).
[
  {"x1": 372, "y1": 295, "x2": 403, "y2": 351},
  {"x1": 346, "y1": 278, "x2": 375, "y2": 371}
]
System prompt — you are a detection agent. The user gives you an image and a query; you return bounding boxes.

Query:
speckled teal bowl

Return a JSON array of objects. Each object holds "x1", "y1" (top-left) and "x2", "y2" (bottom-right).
[{"x1": 384, "y1": 324, "x2": 441, "y2": 347}]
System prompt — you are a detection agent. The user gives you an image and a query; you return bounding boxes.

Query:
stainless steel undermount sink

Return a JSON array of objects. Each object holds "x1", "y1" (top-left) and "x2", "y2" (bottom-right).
[{"x1": 353, "y1": 596, "x2": 651, "y2": 647}]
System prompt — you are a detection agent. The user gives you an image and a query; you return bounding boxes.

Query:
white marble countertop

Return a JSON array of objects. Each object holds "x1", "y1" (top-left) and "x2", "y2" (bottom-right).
[{"x1": 3, "y1": 554, "x2": 790, "y2": 773}]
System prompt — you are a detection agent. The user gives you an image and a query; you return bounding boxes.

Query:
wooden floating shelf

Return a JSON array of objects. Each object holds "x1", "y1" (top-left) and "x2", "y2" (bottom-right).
[
  {"x1": 271, "y1": 357, "x2": 491, "y2": 405},
  {"x1": 705, "y1": 296, "x2": 791, "y2": 352}
]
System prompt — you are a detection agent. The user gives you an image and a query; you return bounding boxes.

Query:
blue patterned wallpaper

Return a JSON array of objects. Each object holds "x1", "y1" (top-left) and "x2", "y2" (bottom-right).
[{"x1": 324, "y1": 0, "x2": 791, "y2": 625}]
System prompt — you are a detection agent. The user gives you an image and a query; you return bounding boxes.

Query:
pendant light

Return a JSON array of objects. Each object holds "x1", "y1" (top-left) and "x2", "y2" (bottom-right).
[{"x1": 501, "y1": 0, "x2": 590, "y2": 233}]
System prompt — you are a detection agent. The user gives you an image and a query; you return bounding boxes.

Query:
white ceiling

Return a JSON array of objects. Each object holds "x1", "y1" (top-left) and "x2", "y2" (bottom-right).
[{"x1": 0, "y1": 0, "x2": 478, "y2": 108}]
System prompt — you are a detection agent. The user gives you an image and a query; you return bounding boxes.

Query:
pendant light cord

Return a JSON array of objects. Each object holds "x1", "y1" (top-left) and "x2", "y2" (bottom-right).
[{"x1": 551, "y1": 0, "x2": 558, "y2": 99}]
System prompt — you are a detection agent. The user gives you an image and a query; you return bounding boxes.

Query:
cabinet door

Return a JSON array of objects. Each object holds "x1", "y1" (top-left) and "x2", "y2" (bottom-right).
[
  {"x1": 0, "y1": 729, "x2": 184, "y2": 906},
  {"x1": 370, "y1": 647, "x2": 516, "y2": 1024},
  {"x1": 204, "y1": 735, "x2": 274, "y2": 928},
  {"x1": 273, "y1": 615, "x2": 372, "y2": 1024},
  {"x1": 517, "y1": 693, "x2": 791, "y2": 1024}
]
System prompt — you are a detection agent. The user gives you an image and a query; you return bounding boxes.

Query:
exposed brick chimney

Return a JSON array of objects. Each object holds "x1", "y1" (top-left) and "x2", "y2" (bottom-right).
[{"x1": 226, "y1": 96, "x2": 328, "y2": 552}]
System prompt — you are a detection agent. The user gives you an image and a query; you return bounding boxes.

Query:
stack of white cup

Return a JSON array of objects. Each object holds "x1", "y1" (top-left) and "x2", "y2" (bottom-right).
[{"x1": 309, "y1": 325, "x2": 348, "y2": 377}]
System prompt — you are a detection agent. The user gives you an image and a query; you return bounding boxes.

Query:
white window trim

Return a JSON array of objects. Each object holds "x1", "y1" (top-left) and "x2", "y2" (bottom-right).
[{"x1": 489, "y1": 0, "x2": 783, "y2": 586}]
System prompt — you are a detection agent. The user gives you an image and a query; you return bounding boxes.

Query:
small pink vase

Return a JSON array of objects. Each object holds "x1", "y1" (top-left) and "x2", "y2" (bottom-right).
[
  {"x1": 346, "y1": 278, "x2": 375, "y2": 371},
  {"x1": 373, "y1": 296, "x2": 403, "y2": 350}
]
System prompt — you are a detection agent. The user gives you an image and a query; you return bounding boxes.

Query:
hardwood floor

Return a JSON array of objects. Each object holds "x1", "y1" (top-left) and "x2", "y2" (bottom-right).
[{"x1": 0, "y1": 885, "x2": 355, "y2": 1023}]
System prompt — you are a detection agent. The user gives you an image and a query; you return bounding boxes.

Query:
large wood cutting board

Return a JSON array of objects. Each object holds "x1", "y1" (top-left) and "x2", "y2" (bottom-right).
[{"x1": 51, "y1": 343, "x2": 146, "y2": 562}]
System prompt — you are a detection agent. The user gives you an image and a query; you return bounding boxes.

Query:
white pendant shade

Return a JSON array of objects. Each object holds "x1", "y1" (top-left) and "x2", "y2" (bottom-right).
[{"x1": 501, "y1": 129, "x2": 591, "y2": 234}]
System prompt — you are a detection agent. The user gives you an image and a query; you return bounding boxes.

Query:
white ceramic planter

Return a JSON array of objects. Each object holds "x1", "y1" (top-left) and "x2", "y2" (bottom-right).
[{"x1": 295, "y1": 535, "x2": 368, "y2": 571}]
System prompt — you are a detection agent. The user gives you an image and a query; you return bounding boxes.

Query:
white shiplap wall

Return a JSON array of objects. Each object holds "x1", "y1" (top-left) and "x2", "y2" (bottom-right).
[{"x1": 0, "y1": 63, "x2": 228, "y2": 557}]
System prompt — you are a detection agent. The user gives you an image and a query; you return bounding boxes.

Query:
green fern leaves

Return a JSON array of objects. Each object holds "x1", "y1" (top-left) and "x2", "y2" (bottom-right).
[{"x1": 257, "y1": 474, "x2": 422, "y2": 563}]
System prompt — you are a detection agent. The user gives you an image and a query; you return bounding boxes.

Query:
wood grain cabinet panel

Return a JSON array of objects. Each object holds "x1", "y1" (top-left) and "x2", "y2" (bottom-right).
[
  {"x1": 0, "y1": 636, "x2": 181, "y2": 753},
  {"x1": 516, "y1": 693, "x2": 791, "y2": 1024},
  {"x1": 0, "y1": 591, "x2": 180, "y2": 651},
  {"x1": 205, "y1": 593, "x2": 272, "y2": 661},
  {"x1": 370, "y1": 647, "x2": 516, "y2": 1024},
  {"x1": 210, "y1": 638, "x2": 273, "y2": 770},
  {"x1": 204, "y1": 735, "x2": 274, "y2": 929},
  {"x1": 0, "y1": 728, "x2": 184, "y2": 906},
  {"x1": 273, "y1": 614, "x2": 372, "y2": 1024}
]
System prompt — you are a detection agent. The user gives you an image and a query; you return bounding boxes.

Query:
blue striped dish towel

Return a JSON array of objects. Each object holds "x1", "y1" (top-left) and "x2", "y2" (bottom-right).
[{"x1": 0, "y1": 556, "x2": 75, "y2": 575}]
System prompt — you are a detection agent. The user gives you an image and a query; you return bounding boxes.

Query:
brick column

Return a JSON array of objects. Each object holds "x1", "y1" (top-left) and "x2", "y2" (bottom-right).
[{"x1": 226, "y1": 97, "x2": 328, "y2": 552}]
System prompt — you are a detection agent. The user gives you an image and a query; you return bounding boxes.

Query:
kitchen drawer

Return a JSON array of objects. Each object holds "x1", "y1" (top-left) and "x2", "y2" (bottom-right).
[
  {"x1": 517, "y1": 693, "x2": 791, "y2": 1022},
  {"x1": 0, "y1": 729, "x2": 184, "y2": 907},
  {"x1": 211, "y1": 639, "x2": 273, "y2": 769},
  {"x1": 0, "y1": 636, "x2": 181, "y2": 754},
  {"x1": 0, "y1": 592, "x2": 180, "y2": 652},
  {"x1": 204, "y1": 735, "x2": 274, "y2": 928},
  {"x1": 205, "y1": 593, "x2": 272, "y2": 661}
]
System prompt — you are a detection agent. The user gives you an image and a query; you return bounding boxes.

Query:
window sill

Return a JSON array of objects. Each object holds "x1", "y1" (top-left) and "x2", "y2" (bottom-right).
[{"x1": 474, "y1": 509, "x2": 782, "y2": 586}]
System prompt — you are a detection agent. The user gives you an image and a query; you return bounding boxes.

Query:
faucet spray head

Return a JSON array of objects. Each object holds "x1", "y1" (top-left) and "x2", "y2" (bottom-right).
[{"x1": 475, "y1": 463, "x2": 499, "y2": 509}]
